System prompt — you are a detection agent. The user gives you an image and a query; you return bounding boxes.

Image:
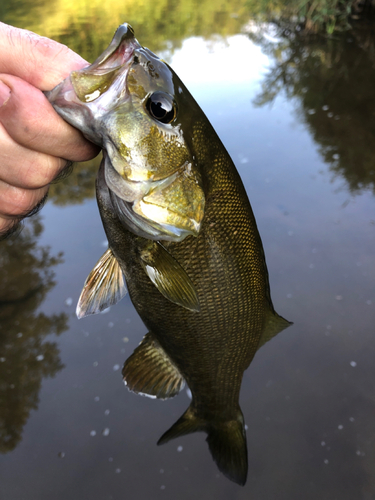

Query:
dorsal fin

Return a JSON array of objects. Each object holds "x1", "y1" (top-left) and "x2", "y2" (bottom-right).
[
  {"x1": 257, "y1": 309, "x2": 293, "y2": 350},
  {"x1": 122, "y1": 332, "x2": 185, "y2": 399}
]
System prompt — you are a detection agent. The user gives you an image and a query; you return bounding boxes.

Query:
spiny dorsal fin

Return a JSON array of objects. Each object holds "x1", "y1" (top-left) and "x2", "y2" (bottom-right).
[
  {"x1": 122, "y1": 332, "x2": 185, "y2": 399},
  {"x1": 76, "y1": 248, "x2": 127, "y2": 319},
  {"x1": 257, "y1": 309, "x2": 293, "y2": 350},
  {"x1": 139, "y1": 241, "x2": 200, "y2": 312}
]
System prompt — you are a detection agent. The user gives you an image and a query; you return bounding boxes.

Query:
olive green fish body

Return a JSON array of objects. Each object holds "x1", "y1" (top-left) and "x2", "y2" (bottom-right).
[
  {"x1": 98, "y1": 131, "x2": 267, "y2": 410},
  {"x1": 96, "y1": 113, "x2": 283, "y2": 484},
  {"x1": 46, "y1": 24, "x2": 291, "y2": 485}
]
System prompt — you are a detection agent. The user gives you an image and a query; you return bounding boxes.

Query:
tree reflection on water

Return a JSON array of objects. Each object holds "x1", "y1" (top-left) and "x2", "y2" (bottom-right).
[
  {"x1": 0, "y1": 217, "x2": 68, "y2": 453},
  {"x1": 249, "y1": 25, "x2": 375, "y2": 196},
  {"x1": 0, "y1": 0, "x2": 251, "y2": 61}
]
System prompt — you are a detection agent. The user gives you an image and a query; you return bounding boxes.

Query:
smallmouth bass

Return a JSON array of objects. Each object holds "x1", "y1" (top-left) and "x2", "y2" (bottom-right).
[{"x1": 46, "y1": 24, "x2": 291, "y2": 485}]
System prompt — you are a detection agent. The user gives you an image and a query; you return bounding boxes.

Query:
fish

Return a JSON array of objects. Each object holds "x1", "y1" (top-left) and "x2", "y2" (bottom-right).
[{"x1": 46, "y1": 24, "x2": 291, "y2": 485}]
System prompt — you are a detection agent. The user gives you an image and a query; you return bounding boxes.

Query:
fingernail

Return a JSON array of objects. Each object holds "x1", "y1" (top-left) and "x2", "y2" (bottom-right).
[{"x1": 0, "y1": 80, "x2": 11, "y2": 107}]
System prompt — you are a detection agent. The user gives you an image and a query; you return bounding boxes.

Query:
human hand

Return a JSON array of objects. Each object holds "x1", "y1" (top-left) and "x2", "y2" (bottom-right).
[{"x1": 0, "y1": 22, "x2": 100, "y2": 239}]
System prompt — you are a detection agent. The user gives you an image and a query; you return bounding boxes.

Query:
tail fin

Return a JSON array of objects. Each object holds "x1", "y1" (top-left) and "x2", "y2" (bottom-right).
[
  {"x1": 206, "y1": 418, "x2": 248, "y2": 485},
  {"x1": 157, "y1": 405, "x2": 205, "y2": 444},
  {"x1": 157, "y1": 405, "x2": 248, "y2": 485}
]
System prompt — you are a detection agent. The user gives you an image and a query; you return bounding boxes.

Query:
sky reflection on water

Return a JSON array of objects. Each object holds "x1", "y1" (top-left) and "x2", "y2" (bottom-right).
[{"x1": 0, "y1": 15, "x2": 374, "y2": 500}]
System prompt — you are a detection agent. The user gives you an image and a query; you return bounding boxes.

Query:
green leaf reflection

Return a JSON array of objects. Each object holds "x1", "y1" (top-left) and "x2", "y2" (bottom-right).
[
  {"x1": 1, "y1": 0, "x2": 253, "y2": 61},
  {"x1": 0, "y1": 217, "x2": 68, "y2": 453}
]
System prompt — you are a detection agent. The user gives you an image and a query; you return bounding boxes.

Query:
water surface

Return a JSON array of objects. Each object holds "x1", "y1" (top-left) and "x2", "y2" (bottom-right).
[{"x1": 0, "y1": 3, "x2": 374, "y2": 499}]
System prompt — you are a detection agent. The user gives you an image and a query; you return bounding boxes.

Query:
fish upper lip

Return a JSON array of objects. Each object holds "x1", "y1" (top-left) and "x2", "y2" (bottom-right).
[
  {"x1": 71, "y1": 37, "x2": 141, "y2": 111},
  {"x1": 72, "y1": 25, "x2": 141, "y2": 106},
  {"x1": 89, "y1": 24, "x2": 139, "y2": 71}
]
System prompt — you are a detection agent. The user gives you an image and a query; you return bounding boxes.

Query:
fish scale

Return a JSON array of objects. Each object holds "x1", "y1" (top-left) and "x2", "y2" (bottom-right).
[
  {"x1": 103, "y1": 132, "x2": 265, "y2": 407},
  {"x1": 46, "y1": 23, "x2": 291, "y2": 485}
]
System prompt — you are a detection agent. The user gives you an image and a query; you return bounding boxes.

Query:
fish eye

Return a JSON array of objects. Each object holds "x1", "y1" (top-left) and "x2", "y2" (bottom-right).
[{"x1": 146, "y1": 92, "x2": 176, "y2": 124}]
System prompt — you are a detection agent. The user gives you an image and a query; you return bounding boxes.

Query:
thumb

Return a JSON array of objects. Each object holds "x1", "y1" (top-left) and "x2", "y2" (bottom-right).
[{"x1": 0, "y1": 22, "x2": 88, "y2": 90}]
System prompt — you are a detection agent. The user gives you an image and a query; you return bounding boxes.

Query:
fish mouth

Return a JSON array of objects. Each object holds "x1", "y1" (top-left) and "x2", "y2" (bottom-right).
[
  {"x1": 86, "y1": 24, "x2": 136, "y2": 71},
  {"x1": 69, "y1": 24, "x2": 140, "y2": 105},
  {"x1": 45, "y1": 24, "x2": 141, "y2": 144}
]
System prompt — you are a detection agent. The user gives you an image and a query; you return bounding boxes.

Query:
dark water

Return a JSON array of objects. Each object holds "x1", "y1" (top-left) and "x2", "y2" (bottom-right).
[{"x1": 1, "y1": 3, "x2": 375, "y2": 499}]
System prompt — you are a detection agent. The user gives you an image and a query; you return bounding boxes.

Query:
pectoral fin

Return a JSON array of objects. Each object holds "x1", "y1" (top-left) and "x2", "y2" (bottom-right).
[
  {"x1": 122, "y1": 332, "x2": 185, "y2": 399},
  {"x1": 139, "y1": 241, "x2": 200, "y2": 312},
  {"x1": 76, "y1": 248, "x2": 127, "y2": 319}
]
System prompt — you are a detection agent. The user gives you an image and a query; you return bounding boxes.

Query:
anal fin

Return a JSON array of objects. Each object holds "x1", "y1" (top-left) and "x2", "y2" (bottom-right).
[{"x1": 122, "y1": 332, "x2": 185, "y2": 399}]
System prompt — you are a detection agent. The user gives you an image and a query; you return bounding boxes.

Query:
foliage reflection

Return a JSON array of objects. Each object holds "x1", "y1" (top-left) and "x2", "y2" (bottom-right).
[
  {"x1": 1, "y1": 0, "x2": 251, "y2": 60},
  {"x1": 2, "y1": 0, "x2": 374, "y2": 199},
  {"x1": 250, "y1": 25, "x2": 375, "y2": 195},
  {"x1": 0, "y1": 218, "x2": 67, "y2": 453}
]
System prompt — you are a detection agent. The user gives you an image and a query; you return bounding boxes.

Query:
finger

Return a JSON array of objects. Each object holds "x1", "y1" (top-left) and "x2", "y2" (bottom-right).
[
  {"x1": 0, "y1": 218, "x2": 23, "y2": 241},
  {"x1": 0, "y1": 178, "x2": 49, "y2": 220},
  {"x1": 0, "y1": 121, "x2": 67, "y2": 189},
  {"x1": 0, "y1": 189, "x2": 48, "y2": 241},
  {"x1": 0, "y1": 76, "x2": 99, "y2": 161},
  {"x1": 0, "y1": 22, "x2": 88, "y2": 90}
]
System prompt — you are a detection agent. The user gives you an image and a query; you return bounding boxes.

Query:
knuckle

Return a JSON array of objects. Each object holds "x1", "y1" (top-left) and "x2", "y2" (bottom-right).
[
  {"x1": 7, "y1": 187, "x2": 35, "y2": 215},
  {"x1": 0, "y1": 218, "x2": 22, "y2": 241},
  {"x1": 25, "y1": 31, "x2": 70, "y2": 66},
  {"x1": 0, "y1": 183, "x2": 47, "y2": 217},
  {"x1": 22, "y1": 156, "x2": 63, "y2": 189}
]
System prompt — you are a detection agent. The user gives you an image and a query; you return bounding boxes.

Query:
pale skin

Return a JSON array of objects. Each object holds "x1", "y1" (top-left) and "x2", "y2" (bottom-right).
[{"x1": 0, "y1": 22, "x2": 99, "y2": 238}]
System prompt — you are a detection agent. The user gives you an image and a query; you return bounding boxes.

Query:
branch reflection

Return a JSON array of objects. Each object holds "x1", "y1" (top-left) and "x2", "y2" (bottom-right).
[
  {"x1": 250, "y1": 25, "x2": 375, "y2": 195},
  {"x1": 0, "y1": 217, "x2": 68, "y2": 453}
]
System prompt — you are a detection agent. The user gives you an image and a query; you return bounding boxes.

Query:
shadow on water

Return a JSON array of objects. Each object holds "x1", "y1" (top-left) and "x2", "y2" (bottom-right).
[
  {"x1": 0, "y1": 217, "x2": 68, "y2": 453},
  {"x1": 248, "y1": 24, "x2": 375, "y2": 196}
]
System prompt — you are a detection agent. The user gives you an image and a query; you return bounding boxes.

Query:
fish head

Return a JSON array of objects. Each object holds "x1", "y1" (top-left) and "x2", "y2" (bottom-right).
[{"x1": 47, "y1": 23, "x2": 205, "y2": 242}]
